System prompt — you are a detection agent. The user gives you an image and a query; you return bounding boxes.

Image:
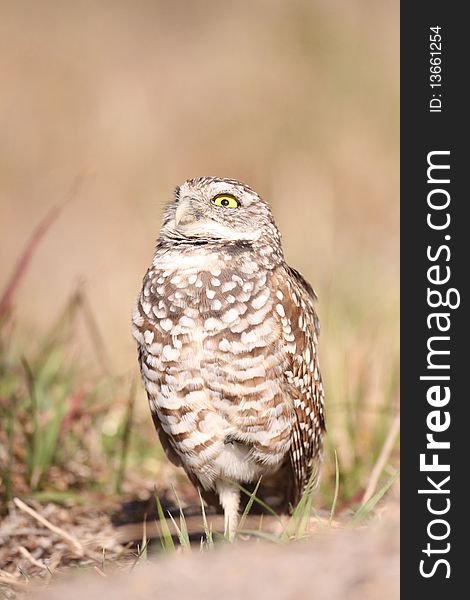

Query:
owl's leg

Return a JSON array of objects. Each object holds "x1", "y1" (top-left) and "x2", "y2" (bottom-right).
[{"x1": 216, "y1": 480, "x2": 240, "y2": 541}]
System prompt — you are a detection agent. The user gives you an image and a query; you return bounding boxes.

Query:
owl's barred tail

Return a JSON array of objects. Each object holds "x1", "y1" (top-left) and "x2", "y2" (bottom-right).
[{"x1": 216, "y1": 480, "x2": 240, "y2": 542}]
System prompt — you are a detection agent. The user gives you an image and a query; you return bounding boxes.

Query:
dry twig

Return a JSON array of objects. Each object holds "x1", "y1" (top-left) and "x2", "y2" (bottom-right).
[
  {"x1": 18, "y1": 546, "x2": 48, "y2": 571},
  {"x1": 362, "y1": 413, "x2": 400, "y2": 504},
  {"x1": 0, "y1": 175, "x2": 84, "y2": 320},
  {"x1": 0, "y1": 571, "x2": 31, "y2": 590},
  {"x1": 13, "y1": 498, "x2": 85, "y2": 557}
]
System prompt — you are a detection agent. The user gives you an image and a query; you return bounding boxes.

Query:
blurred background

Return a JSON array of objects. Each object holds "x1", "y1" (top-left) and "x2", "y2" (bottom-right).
[{"x1": 0, "y1": 0, "x2": 399, "y2": 510}]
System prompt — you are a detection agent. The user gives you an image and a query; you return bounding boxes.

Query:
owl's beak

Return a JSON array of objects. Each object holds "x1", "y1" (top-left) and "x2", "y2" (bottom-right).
[{"x1": 175, "y1": 197, "x2": 202, "y2": 227}]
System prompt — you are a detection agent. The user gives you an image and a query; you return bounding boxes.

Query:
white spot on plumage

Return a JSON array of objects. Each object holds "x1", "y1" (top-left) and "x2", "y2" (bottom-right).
[
  {"x1": 204, "y1": 317, "x2": 221, "y2": 331},
  {"x1": 247, "y1": 307, "x2": 268, "y2": 326},
  {"x1": 222, "y1": 308, "x2": 239, "y2": 324},
  {"x1": 219, "y1": 338, "x2": 231, "y2": 352},
  {"x1": 229, "y1": 318, "x2": 249, "y2": 333},
  {"x1": 152, "y1": 306, "x2": 166, "y2": 319},
  {"x1": 133, "y1": 305, "x2": 144, "y2": 326},
  {"x1": 179, "y1": 315, "x2": 195, "y2": 328},
  {"x1": 241, "y1": 330, "x2": 258, "y2": 344},
  {"x1": 221, "y1": 281, "x2": 237, "y2": 292},
  {"x1": 276, "y1": 304, "x2": 285, "y2": 317},
  {"x1": 145, "y1": 380, "x2": 159, "y2": 396},
  {"x1": 144, "y1": 330, "x2": 154, "y2": 344},
  {"x1": 141, "y1": 301, "x2": 152, "y2": 316},
  {"x1": 160, "y1": 318, "x2": 173, "y2": 332},
  {"x1": 237, "y1": 291, "x2": 251, "y2": 303},
  {"x1": 251, "y1": 292, "x2": 269, "y2": 310},
  {"x1": 240, "y1": 261, "x2": 258, "y2": 274},
  {"x1": 162, "y1": 345, "x2": 180, "y2": 361},
  {"x1": 147, "y1": 342, "x2": 163, "y2": 356},
  {"x1": 142, "y1": 362, "x2": 160, "y2": 381},
  {"x1": 285, "y1": 342, "x2": 296, "y2": 354}
]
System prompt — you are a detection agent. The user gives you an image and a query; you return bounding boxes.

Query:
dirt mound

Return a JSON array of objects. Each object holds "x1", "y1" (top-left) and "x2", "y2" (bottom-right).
[{"x1": 41, "y1": 515, "x2": 399, "y2": 600}]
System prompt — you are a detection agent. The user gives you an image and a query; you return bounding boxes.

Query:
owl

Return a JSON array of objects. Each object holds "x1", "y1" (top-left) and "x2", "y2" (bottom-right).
[{"x1": 132, "y1": 177, "x2": 325, "y2": 539}]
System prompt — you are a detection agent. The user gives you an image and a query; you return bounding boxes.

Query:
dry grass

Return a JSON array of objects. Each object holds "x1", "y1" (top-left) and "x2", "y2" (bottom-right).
[
  {"x1": 0, "y1": 497, "x2": 129, "y2": 595},
  {"x1": 0, "y1": 0, "x2": 399, "y2": 596}
]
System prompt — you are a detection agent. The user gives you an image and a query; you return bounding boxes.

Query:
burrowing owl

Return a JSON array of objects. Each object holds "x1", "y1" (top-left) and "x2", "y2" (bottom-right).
[{"x1": 133, "y1": 177, "x2": 325, "y2": 538}]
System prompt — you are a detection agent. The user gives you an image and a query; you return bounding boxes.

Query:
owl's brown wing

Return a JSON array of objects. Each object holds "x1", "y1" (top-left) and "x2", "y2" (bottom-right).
[
  {"x1": 134, "y1": 309, "x2": 183, "y2": 469},
  {"x1": 272, "y1": 265, "x2": 326, "y2": 504}
]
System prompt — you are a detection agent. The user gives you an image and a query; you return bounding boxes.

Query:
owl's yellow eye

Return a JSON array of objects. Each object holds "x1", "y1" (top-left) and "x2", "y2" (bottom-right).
[{"x1": 212, "y1": 194, "x2": 240, "y2": 209}]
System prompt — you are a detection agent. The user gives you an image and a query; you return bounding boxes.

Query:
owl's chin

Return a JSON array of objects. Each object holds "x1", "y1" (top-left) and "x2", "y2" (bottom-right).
[{"x1": 170, "y1": 219, "x2": 261, "y2": 243}]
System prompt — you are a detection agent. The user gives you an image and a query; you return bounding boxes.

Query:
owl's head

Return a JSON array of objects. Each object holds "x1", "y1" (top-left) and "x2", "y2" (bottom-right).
[{"x1": 159, "y1": 177, "x2": 281, "y2": 247}]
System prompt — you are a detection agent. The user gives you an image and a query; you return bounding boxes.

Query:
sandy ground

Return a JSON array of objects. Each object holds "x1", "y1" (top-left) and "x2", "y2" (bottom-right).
[{"x1": 40, "y1": 512, "x2": 399, "y2": 600}]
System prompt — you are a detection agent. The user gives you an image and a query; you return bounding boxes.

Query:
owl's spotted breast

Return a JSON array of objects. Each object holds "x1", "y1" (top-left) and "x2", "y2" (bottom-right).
[{"x1": 133, "y1": 245, "x2": 293, "y2": 490}]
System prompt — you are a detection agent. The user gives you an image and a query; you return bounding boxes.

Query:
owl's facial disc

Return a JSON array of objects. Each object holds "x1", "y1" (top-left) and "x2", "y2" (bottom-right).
[{"x1": 172, "y1": 196, "x2": 261, "y2": 242}]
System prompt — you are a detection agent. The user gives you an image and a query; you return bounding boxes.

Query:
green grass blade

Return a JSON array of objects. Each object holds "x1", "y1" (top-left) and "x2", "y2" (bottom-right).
[
  {"x1": 352, "y1": 469, "x2": 400, "y2": 524},
  {"x1": 237, "y1": 477, "x2": 262, "y2": 536},
  {"x1": 30, "y1": 490, "x2": 88, "y2": 504},
  {"x1": 329, "y1": 450, "x2": 340, "y2": 524},
  {"x1": 129, "y1": 525, "x2": 150, "y2": 573},
  {"x1": 235, "y1": 529, "x2": 284, "y2": 544},
  {"x1": 167, "y1": 511, "x2": 191, "y2": 551},
  {"x1": 284, "y1": 469, "x2": 318, "y2": 540},
  {"x1": 237, "y1": 483, "x2": 282, "y2": 524},
  {"x1": 113, "y1": 379, "x2": 136, "y2": 494},
  {"x1": 294, "y1": 484, "x2": 314, "y2": 539},
  {"x1": 154, "y1": 493, "x2": 175, "y2": 552},
  {"x1": 197, "y1": 488, "x2": 214, "y2": 549},
  {"x1": 168, "y1": 485, "x2": 191, "y2": 550}
]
